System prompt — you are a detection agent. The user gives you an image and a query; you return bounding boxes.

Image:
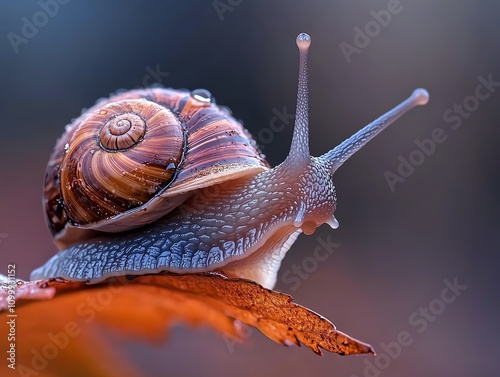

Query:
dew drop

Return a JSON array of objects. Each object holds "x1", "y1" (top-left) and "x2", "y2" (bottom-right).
[{"x1": 191, "y1": 88, "x2": 212, "y2": 103}]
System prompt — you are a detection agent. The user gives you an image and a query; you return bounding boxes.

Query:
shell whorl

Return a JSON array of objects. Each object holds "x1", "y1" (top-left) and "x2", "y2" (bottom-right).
[
  {"x1": 60, "y1": 99, "x2": 185, "y2": 226},
  {"x1": 98, "y1": 112, "x2": 147, "y2": 151}
]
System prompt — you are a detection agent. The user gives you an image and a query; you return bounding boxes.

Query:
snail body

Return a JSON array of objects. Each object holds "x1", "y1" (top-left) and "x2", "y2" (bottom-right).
[{"x1": 32, "y1": 34, "x2": 429, "y2": 288}]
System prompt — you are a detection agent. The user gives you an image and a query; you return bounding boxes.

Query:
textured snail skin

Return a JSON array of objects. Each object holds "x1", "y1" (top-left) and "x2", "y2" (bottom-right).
[
  {"x1": 32, "y1": 158, "x2": 336, "y2": 288},
  {"x1": 33, "y1": 33, "x2": 429, "y2": 288}
]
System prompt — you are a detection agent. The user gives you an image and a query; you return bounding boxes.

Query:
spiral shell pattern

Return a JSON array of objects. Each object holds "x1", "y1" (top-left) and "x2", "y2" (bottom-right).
[
  {"x1": 44, "y1": 88, "x2": 269, "y2": 248},
  {"x1": 60, "y1": 99, "x2": 185, "y2": 225},
  {"x1": 99, "y1": 112, "x2": 146, "y2": 150}
]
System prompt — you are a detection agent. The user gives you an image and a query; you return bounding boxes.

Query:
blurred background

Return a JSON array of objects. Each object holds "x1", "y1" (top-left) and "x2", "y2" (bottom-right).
[{"x1": 0, "y1": 1, "x2": 499, "y2": 376}]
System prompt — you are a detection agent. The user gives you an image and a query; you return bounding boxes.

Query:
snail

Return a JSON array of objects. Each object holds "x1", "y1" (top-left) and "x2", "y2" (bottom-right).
[{"x1": 31, "y1": 33, "x2": 429, "y2": 289}]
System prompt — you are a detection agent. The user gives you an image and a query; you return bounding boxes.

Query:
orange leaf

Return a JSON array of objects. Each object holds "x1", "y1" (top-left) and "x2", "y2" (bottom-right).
[{"x1": 0, "y1": 272, "x2": 374, "y2": 375}]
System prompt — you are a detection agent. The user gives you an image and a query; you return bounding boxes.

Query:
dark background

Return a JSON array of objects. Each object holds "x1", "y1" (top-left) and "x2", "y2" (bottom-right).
[{"x1": 0, "y1": 1, "x2": 499, "y2": 376}]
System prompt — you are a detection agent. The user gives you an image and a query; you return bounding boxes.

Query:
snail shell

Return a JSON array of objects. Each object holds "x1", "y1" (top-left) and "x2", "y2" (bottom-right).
[
  {"x1": 33, "y1": 33, "x2": 429, "y2": 288},
  {"x1": 44, "y1": 88, "x2": 269, "y2": 249}
]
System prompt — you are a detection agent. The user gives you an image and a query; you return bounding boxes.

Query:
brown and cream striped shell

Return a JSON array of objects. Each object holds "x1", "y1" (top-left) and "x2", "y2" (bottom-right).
[{"x1": 44, "y1": 88, "x2": 269, "y2": 249}]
